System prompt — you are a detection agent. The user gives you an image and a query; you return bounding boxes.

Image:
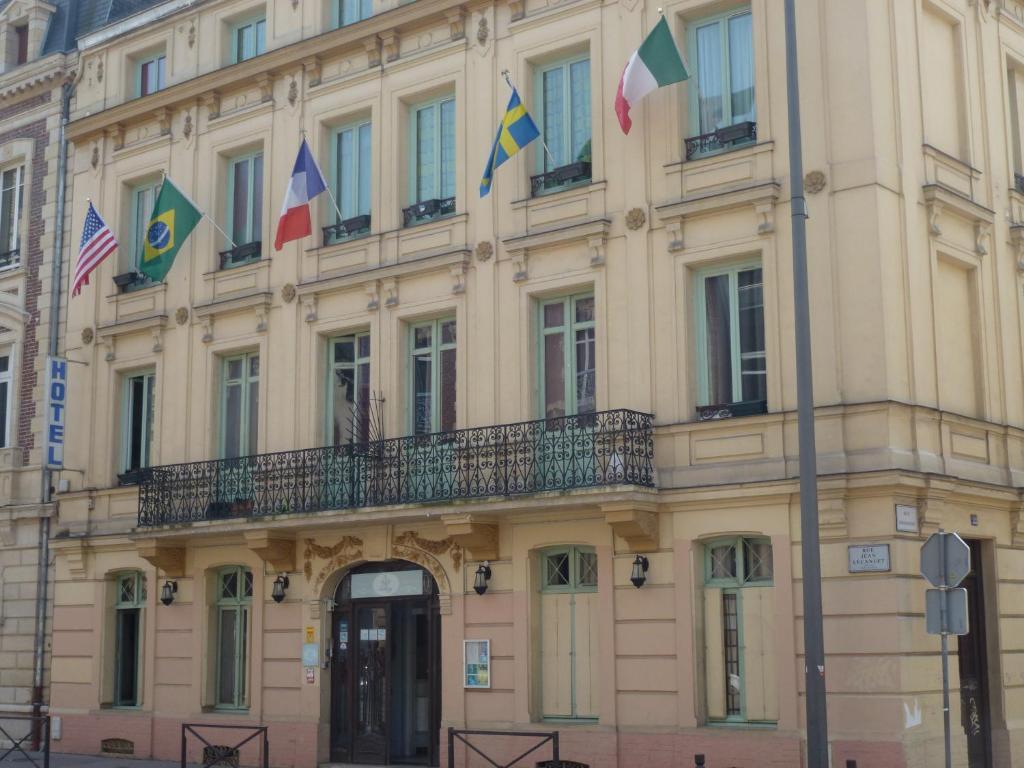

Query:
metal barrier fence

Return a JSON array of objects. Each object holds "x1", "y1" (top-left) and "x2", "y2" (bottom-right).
[
  {"x1": 0, "y1": 714, "x2": 49, "y2": 768},
  {"x1": 181, "y1": 723, "x2": 268, "y2": 768},
  {"x1": 447, "y1": 728, "x2": 559, "y2": 768}
]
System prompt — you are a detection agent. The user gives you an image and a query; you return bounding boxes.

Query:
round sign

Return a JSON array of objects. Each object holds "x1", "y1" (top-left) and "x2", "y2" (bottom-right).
[
  {"x1": 147, "y1": 221, "x2": 170, "y2": 250},
  {"x1": 372, "y1": 572, "x2": 400, "y2": 597}
]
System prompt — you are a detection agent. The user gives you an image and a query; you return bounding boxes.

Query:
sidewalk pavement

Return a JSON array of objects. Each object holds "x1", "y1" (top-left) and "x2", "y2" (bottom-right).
[{"x1": 2, "y1": 754, "x2": 192, "y2": 767}]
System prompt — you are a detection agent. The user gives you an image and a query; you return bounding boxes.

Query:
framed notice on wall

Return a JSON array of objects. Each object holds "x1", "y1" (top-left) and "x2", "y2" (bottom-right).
[{"x1": 463, "y1": 639, "x2": 491, "y2": 689}]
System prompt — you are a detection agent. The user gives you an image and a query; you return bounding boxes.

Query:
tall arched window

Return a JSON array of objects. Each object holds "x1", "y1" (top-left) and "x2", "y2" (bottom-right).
[
  {"x1": 113, "y1": 571, "x2": 145, "y2": 707},
  {"x1": 215, "y1": 566, "x2": 252, "y2": 709}
]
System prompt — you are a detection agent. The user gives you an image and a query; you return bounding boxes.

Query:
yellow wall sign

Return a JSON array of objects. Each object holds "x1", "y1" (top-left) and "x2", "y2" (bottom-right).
[{"x1": 305, "y1": 626, "x2": 315, "y2": 643}]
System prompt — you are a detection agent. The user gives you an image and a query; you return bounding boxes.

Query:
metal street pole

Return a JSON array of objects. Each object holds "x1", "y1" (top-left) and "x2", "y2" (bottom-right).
[
  {"x1": 938, "y1": 530, "x2": 952, "y2": 768},
  {"x1": 782, "y1": 0, "x2": 829, "y2": 765}
]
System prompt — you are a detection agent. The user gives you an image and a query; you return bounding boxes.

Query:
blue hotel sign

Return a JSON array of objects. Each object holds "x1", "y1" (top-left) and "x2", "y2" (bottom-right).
[{"x1": 45, "y1": 356, "x2": 67, "y2": 469}]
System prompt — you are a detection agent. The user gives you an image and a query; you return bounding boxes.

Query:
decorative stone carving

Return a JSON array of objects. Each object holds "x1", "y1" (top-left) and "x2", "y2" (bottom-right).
[
  {"x1": 365, "y1": 283, "x2": 380, "y2": 311},
  {"x1": 200, "y1": 316, "x2": 214, "y2": 343},
  {"x1": 507, "y1": 0, "x2": 525, "y2": 21},
  {"x1": 665, "y1": 221, "x2": 683, "y2": 251},
  {"x1": 364, "y1": 36, "x2": 382, "y2": 68},
  {"x1": 90, "y1": 145, "x2": 99, "y2": 169},
  {"x1": 188, "y1": 20, "x2": 196, "y2": 48},
  {"x1": 255, "y1": 73, "x2": 274, "y2": 103},
  {"x1": 381, "y1": 30, "x2": 400, "y2": 62},
  {"x1": 446, "y1": 7, "x2": 466, "y2": 39},
  {"x1": 588, "y1": 235, "x2": 606, "y2": 267},
  {"x1": 511, "y1": 251, "x2": 528, "y2": 282},
  {"x1": 175, "y1": 307, "x2": 189, "y2": 325},
  {"x1": 81, "y1": 327, "x2": 94, "y2": 344},
  {"x1": 303, "y1": 56, "x2": 322, "y2": 87},
  {"x1": 255, "y1": 306, "x2": 268, "y2": 333},
  {"x1": 625, "y1": 208, "x2": 646, "y2": 231},
  {"x1": 154, "y1": 108, "x2": 171, "y2": 136},
  {"x1": 450, "y1": 261, "x2": 467, "y2": 294},
  {"x1": 182, "y1": 112, "x2": 193, "y2": 140},
  {"x1": 804, "y1": 170, "x2": 827, "y2": 194},
  {"x1": 200, "y1": 91, "x2": 221, "y2": 120},
  {"x1": 105, "y1": 124, "x2": 125, "y2": 151},
  {"x1": 1012, "y1": 504, "x2": 1024, "y2": 548},
  {"x1": 475, "y1": 241, "x2": 493, "y2": 261},
  {"x1": 97, "y1": 60, "x2": 104, "y2": 83},
  {"x1": 288, "y1": 79, "x2": 298, "y2": 107},
  {"x1": 476, "y1": 15, "x2": 489, "y2": 46},
  {"x1": 302, "y1": 294, "x2": 317, "y2": 322},
  {"x1": 927, "y1": 199, "x2": 943, "y2": 237},
  {"x1": 1011, "y1": 225, "x2": 1024, "y2": 271},
  {"x1": 755, "y1": 201, "x2": 775, "y2": 234},
  {"x1": 391, "y1": 531, "x2": 461, "y2": 603},
  {"x1": 151, "y1": 327, "x2": 163, "y2": 353},
  {"x1": 382, "y1": 278, "x2": 398, "y2": 307},
  {"x1": 305, "y1": 536, "x2": 364, "y2": 586},
  {"x1": 443, "y1": 515, "x2": 498, "y2": 561},
  {"x1": 281, "y1": 283, "x2": 296, "y2": 303},
  {"x1": 975, "y1": 221, "x2": 991, "y2": 256}
]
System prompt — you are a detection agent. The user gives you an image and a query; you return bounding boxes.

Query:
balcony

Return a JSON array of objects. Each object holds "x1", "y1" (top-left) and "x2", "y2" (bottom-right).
[
  {"x1": 137, "y1": 409, "x2": 654, "y2": 527},
  {"x1": 219, "y1": 241, "x2": 262, "y2": 270},
  {"x1": 530, "y1": 161, "x2": 592, "y2": 197},
  {"x1": 402, "y1": 197, "x2": 455, "y2": 228},
  {"x1": 684, "y1": 121, "x2": 757, "y2": 160},
  {"x1": 323, "y1": 214, "x2": 371, "y2": 244},
  {"x1": 113, "y1": 270, "x2": 153, "y2": 292}
]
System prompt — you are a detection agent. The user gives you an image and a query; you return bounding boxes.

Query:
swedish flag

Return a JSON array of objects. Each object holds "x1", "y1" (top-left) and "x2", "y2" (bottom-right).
[{"x1": 480, "y1": 88, "x2": 540, "y2": 197}]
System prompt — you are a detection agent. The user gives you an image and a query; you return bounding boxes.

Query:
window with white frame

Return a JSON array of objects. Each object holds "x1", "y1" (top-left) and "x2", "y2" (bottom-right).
[
  {"x1": 0, "y1": 165, "x2": 24, "y2": 266},
  {"x1": 539, "y1": 294, "x2": 595, "y2": 419},
  {"x1": 231, "y1": 16, "x2": 266, "y2": 63},
  {"x1": 695, "y1": 262, "x2": 765, "y2": 409},
  {"x1": 410, "y1": 318, "x2": 456, "y2": 434},
  {"x1": 136, "y1": 51, "x2": 166, "y2": 97},
  {"x1": 220, "y1": 353, "x2": 259, "y2": 459},
  {"x1": 535, "y1": 54, "x2": 591, "y2": 191},
  {"x1": 129, "y1": 180, "x2": 161, "y2": 275},
  {"x1": 328, "y1": 332, "x2": 371, "y2": 444},
  {"x1": 686, "y1": 7, "x2": 755, "y2": 156},
  {"x1": 223, "y1": 151, "x2": 263, "y2": 268},
  {"x1": 329, "y1": 121, "x2": 372, "y2": 241},
  {"x1": 406, "y1": 96, "x2": 455, "y2": 224},
  {"x1": 121, "y1": 371, "x2": 155, "y2": 478},
  {"x1": 703, "y1": 537, "x2": 776, "y2": 724},
  {"x1": 0, "y1": 351, "x2": 12, "y2": 449},
  {"x1": 215, "y1": 566, "x2": 252, "y2": 709},
  {"x1": 336, "y1": 0, "x2": 372, "y2": 26}
]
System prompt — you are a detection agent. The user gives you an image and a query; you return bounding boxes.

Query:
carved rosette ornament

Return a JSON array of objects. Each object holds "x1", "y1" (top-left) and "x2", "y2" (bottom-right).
[
  {"x1": 175, "y1": 307, "x2": 189, "y2": 325},
  {"x1": 81, "y1": 327, "x2": 94, "y2": 345},
  {"x1": 804, "y1": 170, "x2": 827, "y2": 194},
  {"x1": 475, "y1": 240, "x2": 493, "y2": 261},
  {"x1": 282, "y1": 283, "x2": 297, "y2": 303},
  {"x1": 625, "y1": 207, "x2": 647, "y2": 231}
]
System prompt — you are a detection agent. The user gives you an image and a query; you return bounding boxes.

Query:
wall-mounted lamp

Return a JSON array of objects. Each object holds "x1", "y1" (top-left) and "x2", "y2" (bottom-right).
[
  {"x1": 160, "y1": 580, "x2": 178, "y2": 606},
  {"x1": 473, "y1": 562, "x2": 492, "y2": 595},
  {"x1": 630, "y1": 555, "x2": 649, "y2": 588},
  {"x1": 272, "y1": 574, "x2": 290, "y2": 604}
]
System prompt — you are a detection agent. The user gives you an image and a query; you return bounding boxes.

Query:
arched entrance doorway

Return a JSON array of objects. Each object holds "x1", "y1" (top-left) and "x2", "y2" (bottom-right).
[{"x1": 330, "y1": 561, "x2": 441, "y2": 766}]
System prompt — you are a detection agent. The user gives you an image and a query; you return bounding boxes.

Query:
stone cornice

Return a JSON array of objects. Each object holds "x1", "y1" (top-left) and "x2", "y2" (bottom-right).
[
  {"x1": 67, "y1": 0, "x2": 465, "y2": 143},
  {"x1": 0, "y1": 54, "x2": 68, "y2": 103}
]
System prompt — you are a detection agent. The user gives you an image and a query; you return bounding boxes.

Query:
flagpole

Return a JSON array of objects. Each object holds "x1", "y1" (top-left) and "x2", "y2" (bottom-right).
[
  {"x1": 501, "y1": 69, "x2": 558, "y2": 168},
  {"x1": 301, "y1": 129, "x2": 346, "y2": 225}
]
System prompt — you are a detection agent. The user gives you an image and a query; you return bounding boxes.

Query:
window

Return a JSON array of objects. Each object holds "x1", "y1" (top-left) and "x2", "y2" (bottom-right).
[
  {"x1": 215, "y1": 566, "x2": 252, "y2": 709},
  {"x1": 0, "y1": 165, "x2": 23, "y2": 266},
  {"x1": 1010, "y1": 66, "x2": 1024, "y2": 185},
  {"x1": 538, "y1": 546, "x2": 598, "y2": 719},
  {"x1": 539, "y1": 294, "x2": 595, "y2": 418},
  {"x1": 113, "y1": 572, "x2": 145, "y2": 707},
  {"x1": 121, "y1": 371, "x2": 155, "y2": 478},
  {"x1": 329, "y1": 121, "x2": 372, "y2": 241},
  {"x1": 329, "y1": 332, "x2": 371, "y2": 444},
  {"x1": 129, "y1": 180, "x2": 161, "y2": 275},
  {"x1": 695, "y1": 262, "x2": 765, "y2": 408},
  {"x1": 687, "y1": 8, "x2": 755, "y2": 155},
  {"x1": 14, "y1": 25, "x2": 27, "y2": 66},
  {"x1": 336, "y1": 0, "x2": 372, "y2": 26},
  {"x1": 220, "y1": 353, "x2": 259, "y2": 459},
  {"x1": 406, "y1": 97, "x2": 455, "y2": 223},
  {"x1": 137, "y1": 52, "x2": 166, "y2": 97},
  {"x1": 232, "y1": 17, "x2": 266, "y2": 63},
  {"x1": 410, "y1": 318, "x2": 456, "y2": 434},
  {"x1": 703, "y1": 537, "x2": 775, "y2": 723},
  {"x1": 0, "y1": 352, "x2": 12, "y2": 449},
  {"x1": 224, "y1": 152, "x2": 263, "y2": 268},
  {"x1": 535, "y1": 55, "x2": 591, "y2": 191}
]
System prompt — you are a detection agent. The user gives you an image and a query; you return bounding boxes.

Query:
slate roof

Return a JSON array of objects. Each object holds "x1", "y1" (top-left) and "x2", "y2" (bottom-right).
[{"x1": 1, "y1": 0, "x2": 171, "y2": 57}]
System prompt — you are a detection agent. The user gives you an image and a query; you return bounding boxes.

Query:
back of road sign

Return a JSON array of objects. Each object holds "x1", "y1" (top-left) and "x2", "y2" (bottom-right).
[
  {"x1": 921, "y1": 531, "x2": 971, "y2": 588},
  {"x1": 925, "y1": 587, "x2": 969, "y2": 636}
]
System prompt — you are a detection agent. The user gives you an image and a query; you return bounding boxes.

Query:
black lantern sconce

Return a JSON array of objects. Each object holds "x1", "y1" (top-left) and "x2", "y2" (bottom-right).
[
  {"x1": 630, "y1": 555, "x2": 650, "y2": 588},
  {"x1": 160, "y1": 580, "x2": 178, "y2": 606},
  {"x1": 272, "y1": 574, "x2": 290, "y2": 604},
  {"x1": 473, "y1": 562, "x2": 492, "y2": 595}
]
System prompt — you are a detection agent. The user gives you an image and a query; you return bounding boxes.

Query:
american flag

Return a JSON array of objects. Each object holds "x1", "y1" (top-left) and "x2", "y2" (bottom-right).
[{"x1": 72, "y1": 202, "x2": 118, "y2": 297}]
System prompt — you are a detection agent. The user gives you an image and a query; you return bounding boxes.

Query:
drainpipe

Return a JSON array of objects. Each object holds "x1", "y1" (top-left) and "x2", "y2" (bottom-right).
[{"x1": 32, "y1": 57, "x2": 78, "y2": 739}]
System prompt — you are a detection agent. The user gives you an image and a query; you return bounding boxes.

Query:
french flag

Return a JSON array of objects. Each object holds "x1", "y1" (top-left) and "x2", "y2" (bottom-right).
[{"x1": 274, "y1": 138, "x2": 328, "y2": 251}]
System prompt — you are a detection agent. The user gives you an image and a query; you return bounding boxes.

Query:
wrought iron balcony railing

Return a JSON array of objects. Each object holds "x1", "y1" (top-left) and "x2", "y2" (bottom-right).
[
  {"x1": 685, "y1": 121, "x2": 757, "y2": 160},
  {"x1": 219, "y1": 241, "x2": 262, "y2": 270},
  {"x1": 530, "y1": 161, "x2": 592, "y2": 197},
  {"x1": 323, "y1": 214, "x2": 371, "y2": 244},
  {"x1": 0, "y1": 248, "x2": 19, "y2": 269},
  {"x1": 402, "y1": 196, "x2": 456, "y2": 227},
  {"x1": 137, "y1": 409, "x2": 654, "y2": 527}
]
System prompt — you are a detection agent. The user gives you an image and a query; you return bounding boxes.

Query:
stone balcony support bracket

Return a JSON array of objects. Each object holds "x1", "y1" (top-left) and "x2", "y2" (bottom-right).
[
  {"x1": 442, "y1": 514, "x2": 499, "y2": 561},
  {"x1": 136, "y1": 538, "x2": 186, "y2": 578},
  {"x1": 602, "y1": 502, "x2": 659, "y2": 552},
  {"x1": 244, "y1": 531, "x2": 296, "y2": 573}
]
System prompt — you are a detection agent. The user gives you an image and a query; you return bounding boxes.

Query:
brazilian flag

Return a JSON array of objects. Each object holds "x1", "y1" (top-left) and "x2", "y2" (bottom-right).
[{"x1": 139, "y1": 177, "x2": 202, "y2": 282}]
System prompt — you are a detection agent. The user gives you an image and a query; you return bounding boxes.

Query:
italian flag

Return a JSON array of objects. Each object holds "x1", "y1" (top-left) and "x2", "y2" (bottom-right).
[{"x1": 615, "y1": 16, "x2": 689, "y2": 134}]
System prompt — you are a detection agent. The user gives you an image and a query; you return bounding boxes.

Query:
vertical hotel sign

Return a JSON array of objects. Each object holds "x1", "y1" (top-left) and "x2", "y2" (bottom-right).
[{"x1": 45, "y1": 356, "x2": 67, "y2": 469}]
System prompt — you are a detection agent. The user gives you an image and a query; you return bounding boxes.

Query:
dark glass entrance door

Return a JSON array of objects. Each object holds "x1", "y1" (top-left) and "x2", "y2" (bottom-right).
[
  {"x1": 330, "y1": 563, "x2": 440, "y2": 766},
  {"x1": 957, "y1": 539, "x2": 992, "y2": 768}
]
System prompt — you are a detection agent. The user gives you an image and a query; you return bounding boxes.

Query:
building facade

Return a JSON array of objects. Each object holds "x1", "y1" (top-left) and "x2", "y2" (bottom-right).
[{"x1": 45, "y1": 0, "x2": 1024, "y2": 767}]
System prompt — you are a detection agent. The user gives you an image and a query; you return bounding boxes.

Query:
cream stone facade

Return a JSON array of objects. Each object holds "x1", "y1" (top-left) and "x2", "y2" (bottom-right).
[{"x1": 44, "y1": 0, "x2": 1024, "y2": 767}]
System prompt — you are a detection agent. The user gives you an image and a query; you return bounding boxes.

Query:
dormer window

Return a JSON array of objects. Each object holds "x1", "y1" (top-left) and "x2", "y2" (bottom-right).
[
  {"x1": 231, "y1": 16, "x2": 265, "y2": 63},
  {"x1": 13, "y1": 24, "x2": 26, "y2": 66},
  {"x1": 136, "y1": 52, "x2": 166, "y2": 97},
  {"x1": 0, "y1": 0, "x2": 57, "y2": 72}
]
